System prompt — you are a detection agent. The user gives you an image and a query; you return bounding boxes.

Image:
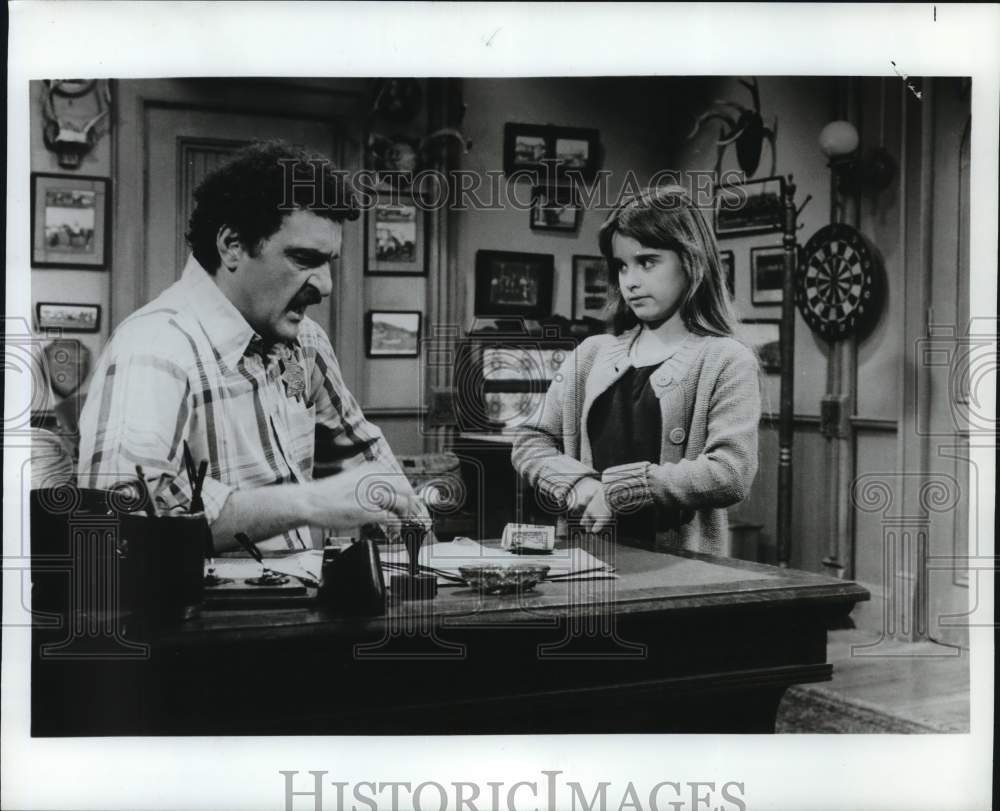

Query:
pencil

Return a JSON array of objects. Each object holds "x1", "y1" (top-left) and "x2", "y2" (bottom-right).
[{"x1": 134, "y1": 464, "x2": 158, "y2": 518}]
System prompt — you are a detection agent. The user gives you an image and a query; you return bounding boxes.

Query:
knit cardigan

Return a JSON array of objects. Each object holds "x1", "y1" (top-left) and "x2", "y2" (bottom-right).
[{"x1": 511, "y1": 327, "x2": 761, "y2": 555}]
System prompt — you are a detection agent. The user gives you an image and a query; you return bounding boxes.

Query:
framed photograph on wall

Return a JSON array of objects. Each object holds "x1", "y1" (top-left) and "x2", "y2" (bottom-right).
[
  {"x1": 36, "y1": 302, "x2": 101, "y2": 333},
  {"x1": 365, "y1": 310, "x2": 422, "y2": 358},
  {"x1": 719, "y1": 249, "x2": 735, "y2": 296},
  {"x1": 714, "y1": 175, "x2": 784, "y2": 238},
  {"x1": 739, "y1": 318, "x2": 782, "y2": 374},
  {"x1": 474, "y1": 250, "x2": 554, "y2": 319},
  {"x1": 530, "y1": 186, "x2": 580, "y2": 232},
  {"x1": 572, "y1": 255, "x2": 609, "y2": 319},
  {"x1": 503, "y1": 123, "x2": 600, "y2": 181},
  {"x1": 366, "y1": 191, "x2": 426, "y2": 275},
  {"x1": 31, "y1": 173, "x2": 110, "y2": 268},
  {"x1": 751, "y1": 244, "x2": 793, "y2": 305}
]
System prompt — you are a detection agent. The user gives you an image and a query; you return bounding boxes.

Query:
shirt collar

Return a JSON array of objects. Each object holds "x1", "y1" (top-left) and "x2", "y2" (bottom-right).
[
  {"x1": 627, "y1": 326, "x2": 697, "y2": 368},
  {"x1": 179, "y1": 255, "x2": 297, "y2": 366}
]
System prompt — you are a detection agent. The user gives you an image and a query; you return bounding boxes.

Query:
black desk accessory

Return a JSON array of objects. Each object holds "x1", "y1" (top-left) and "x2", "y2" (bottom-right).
[
  {"x1": 389, "y1": 521, "x2": 438, "y2": 600},
  {"x1": 231, "y1": 532, "x2": 294, "y2": 587},
  {"x1": 320, "y1": 539, "x2": 387, "y2": 615}
]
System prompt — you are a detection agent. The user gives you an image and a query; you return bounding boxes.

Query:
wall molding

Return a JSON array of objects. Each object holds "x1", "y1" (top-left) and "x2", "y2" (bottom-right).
[
  {"x1": 364, "y1": 407, "x2": 427, "y2": 419},
  {"x1": 849, "y1": 417, "x2": 898, "y2": 432},
  {"x1": 760, "y1": 413, "x2": 897, "y2": 432}
]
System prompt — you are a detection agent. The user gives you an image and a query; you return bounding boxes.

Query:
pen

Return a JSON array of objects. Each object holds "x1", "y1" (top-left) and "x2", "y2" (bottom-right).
[
  {"x1": 134, "y1": 464, "x2": 158, "y2": 518},
  {"x1": 182, "y1": 440, "x2": 198, "y2": 486},
  {"x1": 190, "y1": 459, "x2": 208, "y2": 513},
  {"x1": 233, "y1": 532, "x2": 264, "y2": 565}
]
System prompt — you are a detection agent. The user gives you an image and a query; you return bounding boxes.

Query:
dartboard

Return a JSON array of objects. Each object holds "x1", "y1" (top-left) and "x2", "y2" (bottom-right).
[{"x1": 796, "y1": 223, "x2": 885, "y2": 341}]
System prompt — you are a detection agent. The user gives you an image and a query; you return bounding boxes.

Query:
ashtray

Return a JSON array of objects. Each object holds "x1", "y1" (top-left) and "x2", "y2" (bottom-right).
[
  {"x1": 245, "y1": 571, "x2": 290, "y2": 587},
  {"x1": 457, "y1": 563, "x2": 550, "y2": 595}
]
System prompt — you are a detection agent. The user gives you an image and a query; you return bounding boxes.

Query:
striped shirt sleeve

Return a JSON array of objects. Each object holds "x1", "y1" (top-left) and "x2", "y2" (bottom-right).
[
  {"x1": 77, "y1": 325, "x2": 235, "y2": 522},
  {"x1": 304, "y1": 324, "x2": 410, "y2": 485}
]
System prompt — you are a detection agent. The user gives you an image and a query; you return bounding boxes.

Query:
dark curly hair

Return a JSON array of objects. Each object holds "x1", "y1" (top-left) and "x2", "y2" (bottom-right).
[
  {"x1": 185, "y1": 140, "x2": 360, "y2": 274},
  {"x1": 597, "y1": 184, "x2": 739, "y2": 337}
]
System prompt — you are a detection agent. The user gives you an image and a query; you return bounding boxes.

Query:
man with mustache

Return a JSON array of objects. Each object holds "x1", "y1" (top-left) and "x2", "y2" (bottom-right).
[{"x1": 79, "y1": 141, "x2": 424, "y2": 551}]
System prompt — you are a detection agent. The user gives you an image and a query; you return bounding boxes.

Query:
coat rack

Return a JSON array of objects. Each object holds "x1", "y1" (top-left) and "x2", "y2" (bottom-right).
[{"x1": 777, "y1": 175, "x2": 801, "y2": 567}]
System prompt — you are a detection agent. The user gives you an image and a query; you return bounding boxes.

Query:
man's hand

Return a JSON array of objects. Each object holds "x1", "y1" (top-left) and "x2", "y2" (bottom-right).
[
  {"x1": 211, "y1": 463, "x2": 430, "y2": 551},
  {"x1": 305, "y1": 464, "x2": 423, "y2": 529},
  {"x1": 580, "y1": 482, "x2": 614, "y2": 534}
]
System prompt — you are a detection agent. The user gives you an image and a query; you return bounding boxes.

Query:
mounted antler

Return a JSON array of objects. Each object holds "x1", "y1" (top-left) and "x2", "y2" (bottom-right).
[
  {"x1": 42, "y1": 80, "x2": 111, "y2": 169},
  {"x1": 687, "y1": 77, "x2": 777, "y2": 178}
]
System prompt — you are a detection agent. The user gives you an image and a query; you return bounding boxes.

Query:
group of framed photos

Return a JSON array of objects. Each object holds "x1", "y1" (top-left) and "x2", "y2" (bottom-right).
[
  {"x1": 713, "y1": 175, "x2": 789, "y2": 376},
  {"x1": 505, "y1": 122, "x2": 601, "y2": 236},
  {"x1": 473, "y1": 250, "x2": 610, "y2": 322},
  {"x1": 503, "y1": 123, "x2": 600, "y2": 182},
  {"x1": 364, "y1": 186, "x2": 426, "y2": 357},
  {"x1": 30, "y1": 172, "x2": 109, "y2": 335},
  {"x1": 713, "y1": 174, "x2": 792, "y2": 304}
]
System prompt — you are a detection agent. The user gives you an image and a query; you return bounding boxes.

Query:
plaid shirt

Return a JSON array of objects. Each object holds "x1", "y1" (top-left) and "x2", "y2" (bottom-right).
[{"x1": 78, "y1": 255, "x2": 405, "y2": 550}]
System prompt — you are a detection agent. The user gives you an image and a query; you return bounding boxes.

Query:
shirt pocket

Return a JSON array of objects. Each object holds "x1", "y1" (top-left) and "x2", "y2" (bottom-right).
[{"x1": 286, "y1": 401, "x2": 316, "y2": 478}]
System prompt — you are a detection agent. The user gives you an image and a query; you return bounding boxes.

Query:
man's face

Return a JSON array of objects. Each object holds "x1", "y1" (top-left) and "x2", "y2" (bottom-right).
[{"x1": 231, "y1": 209, "x2": 342, "y2": 343}]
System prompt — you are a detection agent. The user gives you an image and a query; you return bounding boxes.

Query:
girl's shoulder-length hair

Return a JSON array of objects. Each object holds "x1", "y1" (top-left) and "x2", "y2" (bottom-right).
[{"x1": 597, "y1": 184, "x2": 741, "y2": 338}]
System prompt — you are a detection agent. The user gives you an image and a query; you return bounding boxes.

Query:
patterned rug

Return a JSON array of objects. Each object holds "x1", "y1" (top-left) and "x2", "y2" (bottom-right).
[{"x1": 776, "y1": 686, "x2": 951, "y2": 734}]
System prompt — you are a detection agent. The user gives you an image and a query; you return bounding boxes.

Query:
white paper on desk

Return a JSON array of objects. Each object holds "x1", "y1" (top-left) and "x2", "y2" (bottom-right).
[
  {"x1": 208, "y1": 550, "x2": 323, "y2": 584},
  {"x1": 380, "y1": 537, "x2": 617, "y2": 586}
]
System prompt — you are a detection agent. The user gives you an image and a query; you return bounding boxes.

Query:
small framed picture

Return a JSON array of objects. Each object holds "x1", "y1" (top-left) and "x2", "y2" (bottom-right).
[
  {"x1": 572, "y1": 255, "x2": 609, "y2": 319},
  {"x1": 718, "y1": 250, "x2": 735, "y2": 296},
  {"x1": 366, "y1": 191, "x2": 425, "y2": 275},
  {"x1": 474, "y1": 250, "x2": 555, "y2": 319},
  {"x1": 503, "y1": 123, "x2": 600, "y2": 181},
  {"x1": 739, "y1": 318, "x2": 782, "y2": 374},
  {"x1": 751, "y1": 244, "x2": 793, "y2": 305},
  {"x1": 31, "y1": 173, "x2": 110, "y2": 268},
  {"x1": 365, "y1": 310, "x2": 422, "y2": 358},
  {"x1": 36, "y1": 302, "x2": 101, "y2": 333},
  {"x1": 714, "y1": 175, "x2": 784, "y2": 238},
  {"x1": 530, "y1": 186, "x2": 580, "y2": 232}
]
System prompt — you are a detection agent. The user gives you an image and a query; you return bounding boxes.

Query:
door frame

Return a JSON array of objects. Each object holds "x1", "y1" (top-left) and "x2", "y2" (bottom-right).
[
  {"x1": 111, "y1": 78, "x2": 367, "y2": 391},
  {"x1": 895, "y1": 79, "x2": 973, "y2": 647}
]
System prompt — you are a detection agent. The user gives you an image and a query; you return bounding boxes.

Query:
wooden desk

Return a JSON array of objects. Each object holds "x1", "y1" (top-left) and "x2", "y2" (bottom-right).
[{"x1": 32, "y1": 538, "x2": 868, "y2": 735}]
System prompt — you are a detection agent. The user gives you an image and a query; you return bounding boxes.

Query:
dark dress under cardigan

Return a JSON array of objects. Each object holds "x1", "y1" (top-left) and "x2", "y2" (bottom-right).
[{"x1": 587, "y1": 363, "x2": 669, "y2": 545}]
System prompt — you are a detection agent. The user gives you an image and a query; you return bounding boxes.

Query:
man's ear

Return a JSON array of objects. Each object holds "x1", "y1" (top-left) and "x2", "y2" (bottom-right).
[{"x1": 216, "y1": 226, "x2": 244, "y2": 272}]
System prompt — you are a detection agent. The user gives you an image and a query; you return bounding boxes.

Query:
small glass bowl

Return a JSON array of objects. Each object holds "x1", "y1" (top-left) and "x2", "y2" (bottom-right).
[{"x1": 457, "y1": 563, "x2": 551, "y2": 595}]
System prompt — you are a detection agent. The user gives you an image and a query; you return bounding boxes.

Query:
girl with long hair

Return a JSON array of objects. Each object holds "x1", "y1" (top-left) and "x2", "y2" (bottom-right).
[{"x1": 512, "y1": 185, "x2": 760, "y2": 553}]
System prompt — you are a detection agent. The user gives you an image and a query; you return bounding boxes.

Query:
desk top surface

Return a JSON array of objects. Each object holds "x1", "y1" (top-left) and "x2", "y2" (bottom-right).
[{"x1": 163, "y1": 539, "x2": 868, "y2": 644}]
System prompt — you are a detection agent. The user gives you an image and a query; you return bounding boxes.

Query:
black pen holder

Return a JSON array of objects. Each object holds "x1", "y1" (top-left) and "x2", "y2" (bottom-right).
[
  {"x1": 117, "y1": 511, "x2": 209, "y2": 626},
  {"x1": 29, "y1": 487, "x2": 207, "y2": 628},
  {"x1": 320, "y1": 539, "x2": 387, "y2": 616}
]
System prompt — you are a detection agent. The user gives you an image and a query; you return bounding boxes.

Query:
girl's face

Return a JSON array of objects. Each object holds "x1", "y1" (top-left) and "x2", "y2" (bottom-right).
[{"x1": 611, "y1": 233, "x2": 689, "y2": 325}]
